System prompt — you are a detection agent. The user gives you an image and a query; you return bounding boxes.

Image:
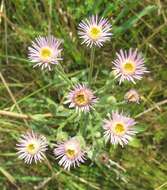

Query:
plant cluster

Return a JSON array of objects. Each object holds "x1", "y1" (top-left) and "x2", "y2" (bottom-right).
[{"x1": 16, "y1": 15, "x2": 149, "y2": 171}]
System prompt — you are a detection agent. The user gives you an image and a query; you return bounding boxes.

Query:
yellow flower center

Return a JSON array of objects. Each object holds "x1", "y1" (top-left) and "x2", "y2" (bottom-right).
[
  {"x1": 88, "y1": 26, "x2": 102, "y2": 40},
  {"x1": 26, "y1": 142, "x2": 39, "y2": 155},
  {"x1": 66, "y1": 149, "x2": 77, "y2": 159},
  {"x1": 74, "y1": 92, "x2": 89, "y2": 106},
  {"x1": 123, "y1": 61, "x2": 136, "y2": 74},
  {"x1": 114, "y1": 123, "x2": 126, "y2": 135},
  {"x1": 40, "y1": 47, "x2": 52, "y2": 60}
]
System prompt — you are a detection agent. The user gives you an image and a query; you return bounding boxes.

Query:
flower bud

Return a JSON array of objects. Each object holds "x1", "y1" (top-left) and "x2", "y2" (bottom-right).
[{"x1": 124, "y1": 89, "x2": 140, "y2": 104}]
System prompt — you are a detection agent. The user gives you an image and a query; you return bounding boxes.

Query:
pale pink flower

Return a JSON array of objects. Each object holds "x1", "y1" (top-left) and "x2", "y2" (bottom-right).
[
  {"x1": 16, "y1": 131, "x2": 48, "y2": 164},
  {"x1": 103, "y1": 111, "x2": 137, "y2": 147},
  {"x1": 67, "y1": 84, "x2": 97, "y2": 112},
  {"x1": 78, "y1": 15, "x2": 112, "y2": 47},
  {"x1": 54, "y1": 138, "x2": 86, "y2": 170},
  {"x1": 28, "y1": 35, "x2": 62, "y2": 70},
  {"x1": 112, "y1": 49, "x2": 149, "y2": 84}
]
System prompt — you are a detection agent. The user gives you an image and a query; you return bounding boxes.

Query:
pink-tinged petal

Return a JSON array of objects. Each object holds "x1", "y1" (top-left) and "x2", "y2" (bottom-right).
[
  {"x1": 16, "y1": 131, "x2": 48, "y2": 164},
  {"x1": 112, "y1": 49, "x2": 149, "y2": 84},
  {"x1": 53, "y1": 138, "x2": 86, "y2": 170},
  {"x1": 78, "y1": 15, "x2": 112, "y2": 48},
  {"x1": 102, "y1": 111, "x2": 137, "y2": 147},
  {"x1": 66, "y1": 84, "x2": 97, "y2": 113},
  {"x1": 28, "y1": 35, "x2": 63, "y2": 70}
]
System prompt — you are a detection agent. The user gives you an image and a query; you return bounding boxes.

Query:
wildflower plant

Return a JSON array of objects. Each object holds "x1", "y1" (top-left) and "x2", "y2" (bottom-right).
[{"x1": 14, "y1": 13, "x2": 149, "y2": 174}]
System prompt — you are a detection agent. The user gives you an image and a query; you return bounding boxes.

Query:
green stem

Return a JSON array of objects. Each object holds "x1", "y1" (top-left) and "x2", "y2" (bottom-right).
[
  {"x1": 48, "y1": 0, "x2": 52, "y2": 35},
  {"x1": 83, "y1": 113, "x2": 88, "y2": 137},
  {"x1": 56, "y1": 64, "x2": 73, "y2": 86},
  {"x1": 88, "y1": 47, "x2": 95, "y2": 85}
]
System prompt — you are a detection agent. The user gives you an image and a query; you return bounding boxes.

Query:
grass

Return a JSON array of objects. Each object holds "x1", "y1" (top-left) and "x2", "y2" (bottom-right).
[{"x1": 0, "y1": 0, "x2": 167, "y2": 189}]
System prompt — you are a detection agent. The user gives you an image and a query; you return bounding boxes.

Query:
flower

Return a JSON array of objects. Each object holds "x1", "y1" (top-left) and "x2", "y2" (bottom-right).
[
  {"x1": 78, "y1": 15, "x2": 112, "y2": 47},
  {"x1": 112, "y1": 49, "x2": 149, "y2": 84},
  {"x1": 16, "y1": 131, "x2": 48, "y2": 164},
  {"x1": 124, "y1": 89, "x2": 140, "y2": 104},
  {"x1": 28, "y1": 35, "x2": 62, "y2": 70},
  {"x1": 102, "y1": 111, "x2": 137, "y2": 147},
  {"x1": 66, "y1": 84, "x2": 97, "y2": 112},
  {"x1": 53, "y1": 138, "x2": 86, "y2": 170}
]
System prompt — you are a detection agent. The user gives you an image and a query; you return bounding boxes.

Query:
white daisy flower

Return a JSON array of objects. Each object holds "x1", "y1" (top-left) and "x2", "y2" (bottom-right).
[
  {"x1": 66, "y1": 84, "x2": 97, "y2": 112},
  {"x1": 16, "y1": 131, "x2": 48, "y2": 164},
  {"x1": 78, "y1": 15, "x2": 112, "y2": 47},
  {"x1": 112, "y1": 49, "x2": 149, "y2": 84},
  {"x1": 54, "y1": 138, "x2": 86, "y2": 170},
  {"x1": 103, "y1": 111, "x2": 137, "y2": 147},
  {"x1": 28, "y1": 35, "x2": 62, "y2": 70}
]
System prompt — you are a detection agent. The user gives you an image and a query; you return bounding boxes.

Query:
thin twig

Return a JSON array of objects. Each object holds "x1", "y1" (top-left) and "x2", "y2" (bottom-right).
[
  {"x1": 0, "y1": 110, "x2": 53, "y2": 120},
  {"x1": 64, "y1": 171, "x2": 100, "y2": 190},
  {"x1": 0, "y1": 0, "x2": 4, "y2": 23},
  {"x1": 34, "y1": 176, "x2": 52, "y2": 190},
  {"x1": 4, "y1": 1, "x2": 8, "y2": 64},
  {"x1": 139, "y1": 23, "x2": 166, "y2": 48},
  {"x1": 0, "y1": 72, "x2": 28, "y2": 126},
  {"x1": 155, "y1": 181, "x2": 167, "y2": 190},
  {"x1": 34, "y1": 170, "x2": 62, "y2": 190},
  {"x1": 0, "y1": 166, "x2": 20, "y2": 190},
  {"x1": 135, "y1": 99, "x2": 167, "y2": 118},
  {"x1": 0, "y1": 4, "x2": 28, "y2": 126}
]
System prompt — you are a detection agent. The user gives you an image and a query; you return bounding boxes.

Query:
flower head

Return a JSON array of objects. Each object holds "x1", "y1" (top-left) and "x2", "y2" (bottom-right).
[
  {"x1": 103, "y1": 111, "x2": 137, "y2": 147},
  {"x1": 78, "y1": 15, "x2": 112, "y2": 47},
  {"x1": 16, "y1": 131, "x2": 48, "y2": 164},
  {"x1": 28, "y1": 36, "x2": 62, "y2": 70},
  {"x1": 112, "y1": 49, "x2": 149, "y2": 84},
  {"x1": 98, "y1": 152, "x2": 109, "y2": 164},
  {"x1": 67, "y1": 84, "x2": 97, "y2": 112},
  {"x1": 54, "y1": 138, "x2": 86, "y2": 170},
  {"x1": 124, "y1": 89, "x2": 140, "y2": 104}
]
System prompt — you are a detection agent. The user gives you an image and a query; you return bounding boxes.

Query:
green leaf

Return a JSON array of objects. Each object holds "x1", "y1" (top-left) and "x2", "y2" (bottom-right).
[
  {"x1": 135, "y1": 124, "x2": 148, "y2": 132},
  {"x1": 129, "y1": 138, "x2": 142, "y2": 148},
  {"x1": 113, "y1": 5, "x2": 157, "y2": 35}
]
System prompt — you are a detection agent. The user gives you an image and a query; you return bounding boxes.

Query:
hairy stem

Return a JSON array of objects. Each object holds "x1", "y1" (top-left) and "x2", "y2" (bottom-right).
[
  {"x1": 56, "y1": 64, "x2": 73, "y2": 86},
  {"x1": 88, "y1": 47, "x2": 95, "y2": 85}
]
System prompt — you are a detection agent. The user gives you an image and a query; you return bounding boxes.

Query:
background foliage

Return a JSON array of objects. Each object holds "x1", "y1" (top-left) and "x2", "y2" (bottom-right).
[{"x1": 0, "y1": 0, "x2": 167, "y2": 189}]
